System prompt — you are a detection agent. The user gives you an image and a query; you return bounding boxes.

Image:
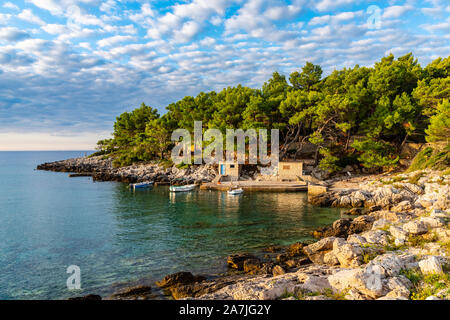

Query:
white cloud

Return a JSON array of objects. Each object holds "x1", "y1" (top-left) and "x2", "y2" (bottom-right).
[
  {"x1": 315, "y1": 0, "x2": 354, "y2": 12},
  {"x1": 382, "y1": 5, "x2": 414, "y2": 19},
  {"x1": 68, "y1": 5, "x2": 104, "y2": 26},
  {"x1": 172, "y1": 0, "x2": 230, "y2": 21},
  {"x1": 0, "y1": 13, "x2": 12, "y2": 25},
  {"x1": 146, "y1": 12, "x2": 182, "y2": 39},
  {"x1": 97, "y1": 35, "x2": 135, "y2": 48},
  {"x1": 309, "y1": 11, "x2": 361, "y2": 25},
  {"x1": 103, "y1": 24, "x2": 137, "y2": 35},
  {"x1": 0, "y1": 27, "x2": 30, "y2": 42},
  {"x1": 422, "y1": 17, "x2": 450, "y2": 33},
  {"x1": 200, "y1": 37, "x2": 216, "y2": 46},
  {"x1": 26, "y1": 0, "x2": 98, "y2": 16},
  {"x1": 173, "y1": 21, "x2": 202, "y2": 43},
  {"x1": 18, "y1": 9, "x2": 46, "y2": 26},
  {"x1": 3, "y1": 2, "x2": 19, "y2": 10},
  {"x1": 100, "y1": 0, "x2": 116, "y2": 14},
  {"x1": 1, "y1": 0, "x2": 449, "y2": 150},
  {"x1": 263, "y1": 0, "x2": 305, "y2": 20},
  {"x1": 129, "y1": 3, "x2": 155, "y2": 26},
  {"x1": 42, "y1": 24, "x2": 67, "y2": 35}
]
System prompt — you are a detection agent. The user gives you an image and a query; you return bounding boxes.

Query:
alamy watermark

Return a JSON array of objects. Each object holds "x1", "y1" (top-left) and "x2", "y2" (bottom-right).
[
  {"x1": 66, "y1": 265, "x2": 81, "y2": 290},
  {"x1": 171, "y1": 121, "x2": 279, "y2": 166},
  {"x1": 367, "y1": 5, "x2": 382, "y2": 29}
]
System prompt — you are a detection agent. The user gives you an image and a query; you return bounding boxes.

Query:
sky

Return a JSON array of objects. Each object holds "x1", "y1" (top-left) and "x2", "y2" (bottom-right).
[{"x1": 0, "y1": 0, "x2": 449, "y2": 150}]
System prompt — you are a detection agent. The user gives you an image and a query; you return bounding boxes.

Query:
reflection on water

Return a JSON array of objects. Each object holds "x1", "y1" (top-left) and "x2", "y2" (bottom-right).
[
  {"x1": 107, "y1": 186, "x2": 343, "y2": 294},
  {"x1": 0, "y1": 152, "x2": 343, "y2": 300}
]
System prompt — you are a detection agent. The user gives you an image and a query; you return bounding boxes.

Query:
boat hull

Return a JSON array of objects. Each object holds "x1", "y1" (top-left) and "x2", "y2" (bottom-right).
[
  {"x1": 130, "y1": 181, "x2": 154, "y2": 189},
  {"x1": 227, "y1": 188, "x2": 244, "y2": 195},
  {"x1": 169, "y1": 185, "x2": 196, "y2": 192}
]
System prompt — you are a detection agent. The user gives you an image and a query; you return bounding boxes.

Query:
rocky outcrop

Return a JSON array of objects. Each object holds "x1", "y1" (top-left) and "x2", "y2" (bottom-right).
[
  {"x1": 418, "y1": 256, "x2": 443, "y2": 274},
  {"x1": 227, "y1": 253, "x2": 257, "y2": 271},
  {"x1": 192, "y1": 169, "x2": 450, "y2": 301},
  {"x1": 156, "y1": 272, "x2": 206, "y2": 288},
  {"x1": 309, "y1": 170, "x2": 449, "y2": 209},
  {"x1": 83, "y1": 169, "x2": 450, "y2": 301},
  {"x1": 312, "y1": 216, "x2": 374, "y2": 239},
  {"x1": 109, "y1": 285, "x2": 153, "y2": 300},
  {"x1": 37, "y1": 156, "x2": 217, "y2": 184},
  {"x1": 169, "y1": 276, "x2": 243, "y2": 300},
  {"x1": 69, "y1": 294, "x2": 102, "y2": 300},
  {"x1": 194, "y1": 273, "x2": 300, "y2": 300}
]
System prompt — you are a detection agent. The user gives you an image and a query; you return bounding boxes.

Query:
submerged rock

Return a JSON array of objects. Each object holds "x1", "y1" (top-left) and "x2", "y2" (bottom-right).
[
  {"x1": 156, "y1": 272, "x2": 206, "y2": 288},
  {"x1": 170, "y1": 276, "x2": 239, "y2": 300},
  {"x1": 68, "y1": 294, "x2": 102, "y2": 300},
  {"x1": 110, "y1": 285, "x2": 153, "y2": 300},
  {"x1": 243, "y1": 258, "x2": 262, "y2": 274},
  {"x1": 227, "y1": 253, "x2": 256, "y2": 271}
]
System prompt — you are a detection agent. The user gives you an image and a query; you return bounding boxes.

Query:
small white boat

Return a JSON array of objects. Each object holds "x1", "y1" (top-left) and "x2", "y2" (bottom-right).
[
  {"x1": 169, "y1": 184, "x2": 196, "y2": 192},
  {"x1": 130, "y1": 181, "x2": 154, "y2": 189},
  {"x1": 227, "y1": 188, "x2": 244, "y2": 195}
]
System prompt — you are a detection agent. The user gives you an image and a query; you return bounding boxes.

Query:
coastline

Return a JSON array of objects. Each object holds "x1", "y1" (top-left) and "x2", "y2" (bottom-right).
[
  {"x1": 36, "y1": 156, "x2": 217, "y2": 185},
  {"x1": 38, "y1": 156, "x2": 450, "y2": 300}
]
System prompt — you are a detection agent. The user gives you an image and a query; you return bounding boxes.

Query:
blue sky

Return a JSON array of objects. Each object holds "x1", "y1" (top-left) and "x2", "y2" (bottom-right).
[{"x1": 0, "y1": 0, "x2": 449, "y2": 150}]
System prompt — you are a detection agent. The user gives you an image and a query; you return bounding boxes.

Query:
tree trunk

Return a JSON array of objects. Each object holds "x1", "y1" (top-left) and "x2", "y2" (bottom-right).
[
  {"x1": 399, "y1": 134, "x2": 409, "y2": 153},
  {"x1": 314, "y1": 147, "x2": 320, "y2": 166}
]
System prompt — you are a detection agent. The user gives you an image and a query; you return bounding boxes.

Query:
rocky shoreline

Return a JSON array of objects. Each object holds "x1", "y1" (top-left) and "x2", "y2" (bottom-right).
[
  {"x1": 36, "y1": 156, "x2": 217, "y2": 184},
  {"x1": 66, "y1": 166, "x2": 449, "y2": 300}
]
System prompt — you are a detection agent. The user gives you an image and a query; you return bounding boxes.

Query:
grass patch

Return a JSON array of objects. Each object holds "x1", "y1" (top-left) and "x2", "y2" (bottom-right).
[
  {"x1": 322, "y1": 288, "x2": 347, "y2": 300},
  {"x1": 294, "y1": 290, "x2": 320, "y2": 300},
  {"x1": 408, "y1": 144, "x2": 450, "y2": 172},
  {"x1": 158, "y1": 158, "x2": 174, "y2": 169},
  {"x1": 381, "y1": 176, "x2": 406, "y2": 185},
  {"x1": 279, "y1": 290, "x2": 297, "y2": 300},
  {"x1": 408, "y1": 172, "x2": 425, "y2": 185},
  {"x1": 400, "y1": 268, "x2": 423, "y2": 286},
  {"x1": 408, "y1": 233, "x2": 439, "y2": 248},
  {"x1": 175, "y1": 162, "x2": 190, "y2": 169},
  {"x1": 384, "y1": 237, "x2": 407, "y2": 251},
  {"x1": 412, "y1": 273, "x2": 450, "y2": 300},
  {"x1": 438, "y1": 241, "x2": 450, "y2": 256},
  {"x1": 363, "y1": 252, "x2": 379, "y2": 264},
  {"x1": 400, "y1": 267, "x2": 450, "y2": 300},
  {"x1": 290, "y1": 288, "x2": 348, "y2": 300},
  {"x1": 88, "y1": 150, "x2": 110, "y2": 158}
]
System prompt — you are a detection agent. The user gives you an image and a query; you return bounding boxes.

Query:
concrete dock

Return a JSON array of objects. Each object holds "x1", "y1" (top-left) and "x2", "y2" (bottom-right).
[{"x1": 200, "y1": 180, "x2": 308, "y2": 192}]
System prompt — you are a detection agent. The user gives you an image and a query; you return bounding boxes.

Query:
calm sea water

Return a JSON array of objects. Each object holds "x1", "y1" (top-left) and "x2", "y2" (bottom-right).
[{"x1": 0, "y1": 151, "x2": 343, "y2": 299}]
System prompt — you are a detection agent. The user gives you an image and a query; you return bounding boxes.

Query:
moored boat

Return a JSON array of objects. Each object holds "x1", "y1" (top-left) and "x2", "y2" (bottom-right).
[
  {"x1": 130, "y1": 181, "x2": 154, "y2": 189},
  {"x1": 169, "y1": 184, "x2": 196, "y2": 192},
  {"x1": 227, "y1": 188, "x2": 244, "y2": 195}
]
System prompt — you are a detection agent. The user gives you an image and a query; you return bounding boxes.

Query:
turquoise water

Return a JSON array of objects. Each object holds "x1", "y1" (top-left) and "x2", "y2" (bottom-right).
[{"x1": 0, "y1": 151, "x2": 342, "y2": 300}]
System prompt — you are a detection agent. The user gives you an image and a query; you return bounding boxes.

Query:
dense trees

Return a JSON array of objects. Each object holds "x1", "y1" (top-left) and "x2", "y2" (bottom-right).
[{"x1": 97, "y1": 53, "x2": 449, "y2": 170}]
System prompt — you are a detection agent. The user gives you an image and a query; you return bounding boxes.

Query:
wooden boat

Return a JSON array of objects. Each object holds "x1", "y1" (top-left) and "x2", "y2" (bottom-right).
[
  {"x1": 169, "y1": 184, "x2": 196, "y2": 192},
  {"x1": 130, "y1": 181, "x2": 154, "y2": 189},
  {"x1": 227, "y1": 188, "x2": 244, "y2": 195}
]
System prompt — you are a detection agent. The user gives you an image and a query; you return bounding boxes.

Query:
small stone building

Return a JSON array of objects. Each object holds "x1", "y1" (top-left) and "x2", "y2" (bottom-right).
[
  {"x1": 218, "y1": 162, "x2": 241, "y2": 181},
  {"x1": 278, "y1": 161, "x2": 303, "y2": 181}
]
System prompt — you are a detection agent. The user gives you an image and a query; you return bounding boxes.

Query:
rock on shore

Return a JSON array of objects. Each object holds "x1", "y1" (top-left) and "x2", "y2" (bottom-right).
[
  {"x1": 189, "y1": 169, "x2": 450, "y2": 300},
  {"x1": 310, "y1": 170, "x2": 449, "y2": 210},
  {"x1": 69, "y1": 168, "x2": 449, "y2": 301},
  {"x1": 37, "y1": 156, "x2": 217, "y2": 184}
]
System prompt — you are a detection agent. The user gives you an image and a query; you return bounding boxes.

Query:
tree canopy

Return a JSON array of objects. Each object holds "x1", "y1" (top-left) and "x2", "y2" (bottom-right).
[{"x1": 96, "y1": 53, "x2": 450, "y2": 170}]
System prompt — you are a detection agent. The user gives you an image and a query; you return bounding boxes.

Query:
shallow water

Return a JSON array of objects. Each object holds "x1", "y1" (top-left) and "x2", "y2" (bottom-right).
[{"x1": 0, "y1": 151, "x2": 342, "y2": 299}]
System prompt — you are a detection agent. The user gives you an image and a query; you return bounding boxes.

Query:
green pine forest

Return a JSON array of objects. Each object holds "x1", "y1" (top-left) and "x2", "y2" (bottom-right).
[{"x1": 95, "y1": 53, "x2": 450, "y2": 172}]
